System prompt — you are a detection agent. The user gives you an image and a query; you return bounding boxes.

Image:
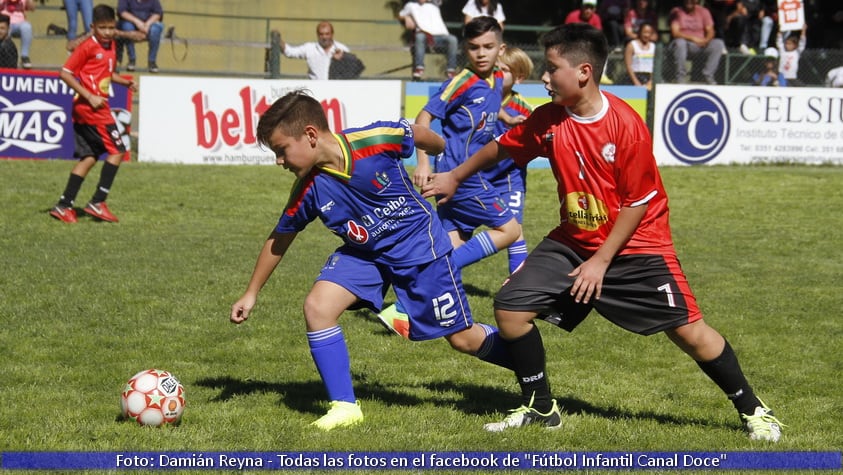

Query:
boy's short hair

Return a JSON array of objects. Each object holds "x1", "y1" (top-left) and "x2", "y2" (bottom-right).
[
  {"x1": 499, "y1": 46, "x2": 534, "y2": 80},
  {"x1": 542, "y1": 23, "x2": 608, "y2": 81},
  {"x1": 256, "y1": 90, "x2": 330, "y2": 147},
  {"x1": 92, "y1": 4, "x2": 116, "y2": 23},
  {"x1": 462, "y1": 16, "x2": 502, "y2": 42},
  {"x1": 0, "y1": 13, "x2": 10, "y2": 26}
]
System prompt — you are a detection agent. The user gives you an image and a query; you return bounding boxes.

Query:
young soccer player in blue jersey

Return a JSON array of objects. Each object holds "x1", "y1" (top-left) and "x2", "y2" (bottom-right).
[
  {"x1": 378, "y1": 17, "x2": 520, "y2": 334},
  {"x1": 229, "y1": 90, "x2": 514, "y2": 431},
  {"x1": 485, "y1": 46, "x2": 534, "y2": 274}
]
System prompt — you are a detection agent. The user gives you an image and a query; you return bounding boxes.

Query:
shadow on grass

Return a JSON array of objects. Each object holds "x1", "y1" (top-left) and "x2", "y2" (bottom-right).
[
  {"x1": 419, "y1": 380, "x2": 735, "y2": 430},
  {"x1": 196, "y1": 376, "x2": 733, "y2": 430}
]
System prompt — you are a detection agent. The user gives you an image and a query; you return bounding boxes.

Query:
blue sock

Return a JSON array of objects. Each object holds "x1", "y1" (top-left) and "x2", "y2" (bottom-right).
[
  {"x1": 474, "y1": 323, "x2": 514, "y2": 370},
  {"x1": 507, "y1": 239, "x2": 528, "y2": 273},
  {"x1": 453, "y1": 231, "x2": 498, "y2": 269},
  {"x1": 307, "y1": 326, "x2": 355, "y2": 403}
]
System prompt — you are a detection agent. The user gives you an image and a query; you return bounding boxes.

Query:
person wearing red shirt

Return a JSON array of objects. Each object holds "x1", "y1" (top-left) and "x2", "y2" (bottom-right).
[
  {"x1": 50, "y1": 4, "x2": 137, "y2": 224},
  {"x1": 564, "y1": 0, "x2": 603, "y2": 30},
  {"x1": 668, "y1": 0, "x2": 725, "y2": 84},
  {"x1": 422, "y1": 23, "x2": 783, "y2": 442}
]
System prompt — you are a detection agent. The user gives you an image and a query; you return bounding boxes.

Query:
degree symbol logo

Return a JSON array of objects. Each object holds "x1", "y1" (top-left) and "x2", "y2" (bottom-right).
[{"x1": 662, "y1": 89, "x2": 730, "y2": 164}]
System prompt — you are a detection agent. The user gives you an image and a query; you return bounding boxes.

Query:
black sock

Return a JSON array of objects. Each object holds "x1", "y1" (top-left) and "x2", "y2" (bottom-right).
[
  {"x1": 696, "y1": 340, "x2": 760, "y2": 415},
  {"x1": 58, "y1": 173, "x2": 84, "y2": 207},
  {"x1": 505, "y1": 324, "x2": 552, "y2": 412},
  {"x1": 91, "y1": 162, "x2": 119, "y2": 203}
]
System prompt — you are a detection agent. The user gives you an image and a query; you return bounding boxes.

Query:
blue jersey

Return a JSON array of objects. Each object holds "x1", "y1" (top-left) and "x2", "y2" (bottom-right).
[
  {"x1": 275, "y1": 119, "x2": 452, "y2": 267},
  {"x1": 483, "y1": 90, "x2": 533, "y2": 194},
  {"x1": 423, "y1": 68, "x2": 503, "y2": 178}
]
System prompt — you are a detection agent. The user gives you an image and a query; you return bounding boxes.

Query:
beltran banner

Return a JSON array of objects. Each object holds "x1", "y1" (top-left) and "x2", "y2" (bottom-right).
[
  {"x1": 653, "y1": 84, "x2": 843, "y2": 165},
  {"x1": 0, "y1": 68, "x2": 133, "y2": 160},
  {"x1": 137, "y1": 77, "x2": 402, "y2": 165}
]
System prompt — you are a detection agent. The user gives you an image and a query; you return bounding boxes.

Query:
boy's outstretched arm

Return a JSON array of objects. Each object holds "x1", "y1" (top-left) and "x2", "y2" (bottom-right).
[
  {"x1": 411, "y1": 110, "x2": 436, "y2": 187},
  {"x1": 410, "y1": 123, "x2": 445, "y2": 156},
  {"x1": 421, "y1": 139, "x2": 508, "y2": 204},
  {"x1": 230, "y1": 231, "x2": 297, "y2": 324}
]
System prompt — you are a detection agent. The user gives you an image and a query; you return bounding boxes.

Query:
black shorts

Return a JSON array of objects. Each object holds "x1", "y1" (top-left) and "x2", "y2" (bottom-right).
[
  {"x1": 74, "y1": 122, "x2": 126, "y2": 159},
  {"x1": 494, "y1": 238, "x2": 702, "y2": 335}
]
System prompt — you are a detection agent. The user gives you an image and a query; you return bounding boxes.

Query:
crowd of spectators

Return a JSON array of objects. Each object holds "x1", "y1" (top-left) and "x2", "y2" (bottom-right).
[{"x1": 2, "y1": 0, "x2": 840, "y2": 87}]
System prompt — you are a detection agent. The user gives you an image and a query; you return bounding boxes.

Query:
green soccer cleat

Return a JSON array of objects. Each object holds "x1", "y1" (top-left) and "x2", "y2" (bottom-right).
[
  {"x1": 311, "y1": 401, "x2": 363, "y2": 431},
  {"x1": 741, "y1": 400, "x2": 783, "y2": 442},
  {"x1": 376, "y1": 303, "x2": 410, "y2": 339},
  {"x1": 484, "y1": 396, "x2": 562, "y2": 432}
]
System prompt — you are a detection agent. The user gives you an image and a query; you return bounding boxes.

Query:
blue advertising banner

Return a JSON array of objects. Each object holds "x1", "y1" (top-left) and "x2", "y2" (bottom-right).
[
  {"x1": 0, "y1": 68, "x2": 133, "y2": 160},
  {"x1": 1, "y1": 451, "x2": 840, "y2": 471}
]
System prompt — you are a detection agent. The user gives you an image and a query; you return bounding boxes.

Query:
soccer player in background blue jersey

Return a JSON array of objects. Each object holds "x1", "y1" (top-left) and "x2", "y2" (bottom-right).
[
  {"x1": 229, "y1": 90, "x2": 514, "y2": 431},
  {"x1": 378, "y1": 17, "x2": 520, "y2": 334},
  {"x1": 484, "y1": 46, "x2": 535, "y2": 274}
]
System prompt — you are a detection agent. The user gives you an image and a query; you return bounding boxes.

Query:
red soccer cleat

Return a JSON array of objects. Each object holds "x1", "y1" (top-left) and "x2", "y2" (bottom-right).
[
  {"x1": 49, "y1": 205, "x2": 78, "y2": 223},
  {"x1": 83, "y1": 201, "x2": 119, "y2": 223}
]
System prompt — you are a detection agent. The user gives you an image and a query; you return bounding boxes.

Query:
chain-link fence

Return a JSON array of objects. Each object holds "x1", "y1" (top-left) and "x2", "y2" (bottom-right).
[{"x1": 25, "y1": 4, "x2": 843, "y2": 87}]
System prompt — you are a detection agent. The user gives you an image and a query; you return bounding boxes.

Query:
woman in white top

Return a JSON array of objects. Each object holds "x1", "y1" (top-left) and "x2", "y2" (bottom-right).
[
  {"x1": 624, "y1": 21, "x2": 656, "y2": 90},
  {"x1": 462, "y1": 0, "x2": 505, "y2": 28}
]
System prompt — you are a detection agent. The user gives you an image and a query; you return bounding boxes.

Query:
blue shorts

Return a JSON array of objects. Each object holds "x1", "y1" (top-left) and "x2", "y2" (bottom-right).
[
  {"x1": 437, "y1": 177, "x2": 514, "y2": 234},
  {"x1": 315, "y1": 250, "x2": 473, "y2": 341}
]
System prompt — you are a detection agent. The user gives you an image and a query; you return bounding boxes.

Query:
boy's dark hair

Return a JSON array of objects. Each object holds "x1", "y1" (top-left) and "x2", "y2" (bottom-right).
[
  {"x1": 462, "y1": 15, "x2": 502, "y2": 41},
  {"x1": 256, "y1": 90, "x2": 329, "y2": 148},
  {"x1": 92, "y1": 4, "x2": 116, "y2": 23},
  {"x1": 542, "y1": 23, "x2": 608, "y2": 81},
  {"x1": 0, "y1": 13, "x2": 10, "y2": 26}
]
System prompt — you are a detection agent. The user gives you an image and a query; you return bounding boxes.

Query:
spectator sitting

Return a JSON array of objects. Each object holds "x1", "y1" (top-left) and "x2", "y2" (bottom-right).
[
  {"x1": 775, "y1": 25, "x2": 806, "y2": 87},
  {"x1": 462, "y1": 0, "x2": 505, "y2": 28},
  {"x1": 399, "y1": 0, "x2": 458, "y2": 81},
  {"x1": 116, "y1": 0, "x2": 164, "y2": 73},
  {"x1": 0, "y1": 0, "x2": 33, "y2": 68},
  {"x1": 724, "y1": 0, "x2": 764, "y2": 54},
  {"x1": 598, "y1": 0, "x2": 629, "y2": 51},
  {"x1": 281, "y1": 21, "x2": 350, "y2": 80},
  {"x1": 565, "y1": 0, "x2": 603, "y2": 30},
  {"x1": 708, "y1": 0, "x2": 736, "y2": 41},
  {"x1": 668, "y1": 0, "x2": 725, "y2": 84},
  {"x1": 752, "y1": 54, "x2": 785, "y2": 86},
  {"x1": 624, "y1": 0, "x2": 658, "y2": 42},
  {"x1": 623, "y1": 21, "x2": 656, "y2": 89},
  {"x1": 0, "y1": 13, "x2": 18, "y2": 68},
  {"x1": 64, "y1": 0, "x2": 93, "y2": 52}
]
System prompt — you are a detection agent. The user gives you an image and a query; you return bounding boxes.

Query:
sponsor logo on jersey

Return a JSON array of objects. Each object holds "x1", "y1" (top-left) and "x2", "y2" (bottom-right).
[
  {"x1": 662, "y1": 89, "x2": 730, "y2": 164},
  {"x1": 566, "y1": 192, "x2": 609, "y2": 231},
  {"x1": 345, "y1": 219, "x2": 369, "y2": 244}
]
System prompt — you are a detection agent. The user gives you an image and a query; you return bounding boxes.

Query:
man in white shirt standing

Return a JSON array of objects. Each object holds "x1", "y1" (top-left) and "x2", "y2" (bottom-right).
[
  {"x1": 399, "y1": 0, "x2": 458, "y2": 80},
  {"x1": 282, "y1": 21, "x2": 350, "y2": 80}
]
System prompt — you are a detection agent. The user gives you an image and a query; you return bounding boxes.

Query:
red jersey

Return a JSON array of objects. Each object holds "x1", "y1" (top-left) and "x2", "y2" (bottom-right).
[
  {"x1": 499, "y1": 91, "x2": 674, "y2": 257},
  {"x1": 62, "y1": 36, "x2": 117, "y2": 125}
]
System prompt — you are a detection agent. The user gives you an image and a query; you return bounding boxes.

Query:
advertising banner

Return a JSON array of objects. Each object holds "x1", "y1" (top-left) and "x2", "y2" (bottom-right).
[
  {"x1": 653, "y1": 84, "x2": 843, "y2": 166},
  {"x1": 0, "y1": 69, "x2": 133, "y2": 160},
  {"x1": 137, "y1": 77, "x2": 402, "y2": 165}
]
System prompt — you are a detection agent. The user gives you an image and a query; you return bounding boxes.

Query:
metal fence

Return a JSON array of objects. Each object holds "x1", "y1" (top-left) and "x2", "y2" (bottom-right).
[{"x1": 27, "y1": 5, "x2": 843, "y2": 87}]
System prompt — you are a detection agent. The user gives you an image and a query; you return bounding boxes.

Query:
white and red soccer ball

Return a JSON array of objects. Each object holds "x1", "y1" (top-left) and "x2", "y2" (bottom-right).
[{"x1": 120, "y1": 369, "x2": 185, "y2": 426}]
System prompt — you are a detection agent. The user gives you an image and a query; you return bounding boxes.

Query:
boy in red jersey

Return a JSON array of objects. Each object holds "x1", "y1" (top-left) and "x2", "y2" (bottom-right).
[
  {"x1": 422, "y1": 23, "x2": 783, "y2": 441},
  {"x1": 50, "y1": 4, "x2": 137, "y2": 223}
]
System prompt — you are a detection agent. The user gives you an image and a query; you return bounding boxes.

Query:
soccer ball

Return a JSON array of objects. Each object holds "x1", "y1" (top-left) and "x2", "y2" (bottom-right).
[{"x1": 120, "y1": 369, "x2": 185, "y2": 426}]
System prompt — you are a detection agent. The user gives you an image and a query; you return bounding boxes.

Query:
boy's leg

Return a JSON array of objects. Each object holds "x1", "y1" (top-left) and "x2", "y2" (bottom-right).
[
  {"x1": 80, "y1": 123, "x2": 127, "y2": 222},
  {"x1": 304, "y1": 280, "x2": 363, "y2": 430},
  {"x1": 666, "y1": 321, "x2": 783, "y2": 441}
]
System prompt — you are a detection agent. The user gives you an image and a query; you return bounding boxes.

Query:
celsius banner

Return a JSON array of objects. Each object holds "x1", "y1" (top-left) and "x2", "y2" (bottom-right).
[
  {"x1": 137, "y1": 77, "x2": 402, "y2": 165},
  {"x1": 653, "y1": 84, "x2": 843, "y2": 166},
  {"x1": 0, "y1": 69, "x2": 133, "y2": 160}
]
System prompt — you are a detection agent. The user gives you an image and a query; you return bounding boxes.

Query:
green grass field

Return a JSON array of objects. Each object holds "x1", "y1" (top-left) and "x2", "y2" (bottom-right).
[{"x1": 1, "y1": 160, "x2": 841, "y2": 474}]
